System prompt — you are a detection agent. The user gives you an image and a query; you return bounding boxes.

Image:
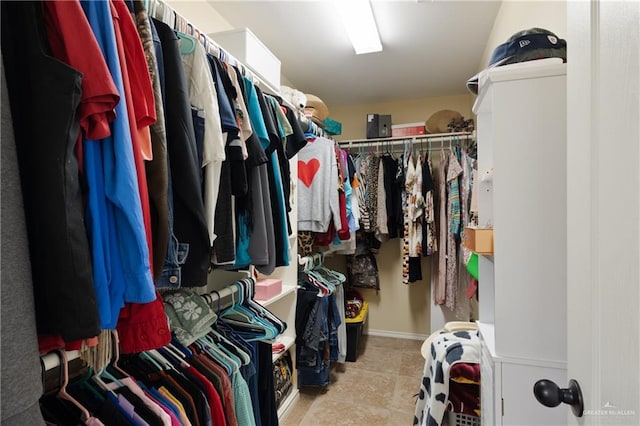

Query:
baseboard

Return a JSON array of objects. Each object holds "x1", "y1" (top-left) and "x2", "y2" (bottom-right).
[
  {"x1": 277, "y1": 388, "x2": 299, "y2": 421},
  {"x1": 364, "y1": 328, "x2": 428, "y2": 341}
]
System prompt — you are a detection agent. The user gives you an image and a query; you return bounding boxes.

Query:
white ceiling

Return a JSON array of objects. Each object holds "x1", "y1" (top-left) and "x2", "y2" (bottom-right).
[{"x1": 180, "y1": 1, "x2": 502, "y2": 107}]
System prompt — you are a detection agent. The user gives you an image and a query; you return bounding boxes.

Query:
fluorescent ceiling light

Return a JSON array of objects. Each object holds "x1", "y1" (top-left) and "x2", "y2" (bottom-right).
[{"x1": 334, "y1": 0, "x2": 382, "y2": 55}]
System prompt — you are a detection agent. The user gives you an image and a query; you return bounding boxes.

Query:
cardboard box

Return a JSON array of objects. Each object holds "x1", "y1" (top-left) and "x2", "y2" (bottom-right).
[
  {"x1": 209, "y1": 28, "x2": 281, "y2": 91},
  {"x1": 463, "y1": 227, "x2": 494, "y2": 254},
  {"x1": 254, "y1": 278, "x2": 282, "y2": 301},
  {"x1": 392, "y1": 122, "x2": 427, "y2": 137}
]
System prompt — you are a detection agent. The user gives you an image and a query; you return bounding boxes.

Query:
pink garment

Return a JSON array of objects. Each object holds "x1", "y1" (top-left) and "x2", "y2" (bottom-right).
[
  {"x1": 121, "y1": 377, "x2": 172, "y2": 426},
  {"x1": 434, "y1": 153, "x2": 448, "y2": 304},
  {"x1": 143, "y1": 389, "x2": 182, "y2": 426}
]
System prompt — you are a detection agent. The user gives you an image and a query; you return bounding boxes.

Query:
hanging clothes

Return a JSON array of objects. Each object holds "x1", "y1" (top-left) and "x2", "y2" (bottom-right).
[
  {"x1": 400, "y1": 146, "x2": 412, "y2": 285},
  {"x1": 297, "y1": 136, "x2": 342, "y2": 233},
  {"x1": 0, "y1": 55, "x2": 47, "y2": 426},
  {"x1": 364, "y1": 154, "x2": 380, "y2": 234},
  {"x1": 445, "y1": 152, "x2": 464, "y2": 310},
  {"x1": 422, "y1": 153, "x2": 437, "y2": 256},
  {"x1": 1, "y1": 0, "x2": 102, "y2": 339},
  {"x1": 406, "y1": 153, "x2": 425, "y2": 283},
  {"x1": 154, "y1": 17, "x2": 210, "y2": 287},
  {"x1": 133, "y1": 1, "x2": 170, "y2": 280},
  {"x1": 296, "y1": 263, "x2": 344, "y2": 387},
  {"x1": 179, "y1": 33, "x2": 225, "y2": 247},
  {"x1": 433, "y1": 151, "x2": 449, "y2": 304},
  {"x1": 375, "y1": 156, "x2": 389, "y2": 242},
  {"x1": 380, "y1": 154, "x2": 401, "y2": 239}
]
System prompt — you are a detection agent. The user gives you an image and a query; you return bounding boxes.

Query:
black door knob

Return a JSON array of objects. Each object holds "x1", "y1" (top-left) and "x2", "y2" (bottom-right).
[{"x1": 534, "y1": 379, "x2": 584, "y2": 417}]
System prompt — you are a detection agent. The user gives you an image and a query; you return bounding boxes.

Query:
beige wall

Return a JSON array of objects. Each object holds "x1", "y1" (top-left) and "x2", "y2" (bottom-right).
[
  {"x1": 329, "y1": 94, "x2": 475, "y2": 141},
  {"x1": 324, "y1": 239, "x2": 435, "y2": 337},
  {"x1": 168, "y1": 1, "x2": 233, "y2": 34},
  {"x1": 479, "y1": 0, "x2": 567, "y2": 71}
]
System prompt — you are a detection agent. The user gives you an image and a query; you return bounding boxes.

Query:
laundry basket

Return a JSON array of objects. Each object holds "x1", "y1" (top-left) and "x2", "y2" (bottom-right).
[
  {"x1": 419, "y1": 322, "x2": 481, "y2": 426},
  {"x1": 444, "y1": 412, "x2": 481, "y2": 426}
]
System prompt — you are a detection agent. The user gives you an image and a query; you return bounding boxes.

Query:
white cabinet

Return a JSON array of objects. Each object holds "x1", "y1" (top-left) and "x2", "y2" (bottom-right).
[{"x1": 473, "y1": 60, "x2": 567, "y2": 425}]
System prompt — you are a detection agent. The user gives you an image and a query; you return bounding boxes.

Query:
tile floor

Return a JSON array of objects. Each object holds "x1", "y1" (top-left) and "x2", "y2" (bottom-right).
[{"x1": 282, "y1": 334, "x2": 425, "y2": 426}]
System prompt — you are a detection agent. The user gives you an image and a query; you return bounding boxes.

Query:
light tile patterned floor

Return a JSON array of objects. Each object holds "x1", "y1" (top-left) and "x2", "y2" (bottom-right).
[{"x1": 282, "y1": 335, "x2": 425, "y2": 426}]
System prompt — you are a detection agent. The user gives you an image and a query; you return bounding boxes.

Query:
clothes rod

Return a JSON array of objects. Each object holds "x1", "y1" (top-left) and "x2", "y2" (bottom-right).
[
  {"x1": 41, "y1": 350, "x2": 82, "y2": 372},
  {"x1": 338, "y1": 131, "x2": 475, "y2": 149},
  {"x1": 200, "y1": 279, "x2": 256, "y2": 313}
]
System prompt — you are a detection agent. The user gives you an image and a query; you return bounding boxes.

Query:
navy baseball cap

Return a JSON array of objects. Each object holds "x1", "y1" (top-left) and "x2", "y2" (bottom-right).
[{"x1": 466, "y1": 28, "x2": 567, "y2": 95}]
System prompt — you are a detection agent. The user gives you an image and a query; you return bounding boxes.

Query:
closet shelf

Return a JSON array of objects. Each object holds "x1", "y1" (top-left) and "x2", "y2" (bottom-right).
[
  {"x1": 257, "y1": 284, "x2": 297, "y2": 307},
  {"x1": 272, "y1": 335, "x2": 296, "y2": 362}
]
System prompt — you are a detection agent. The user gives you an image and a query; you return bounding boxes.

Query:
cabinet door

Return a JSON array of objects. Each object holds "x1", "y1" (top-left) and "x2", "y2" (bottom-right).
[
  {"x1": 480, "y1": 344, "x2": 499, "y2": 426},
  {"x1": 501, "y1": 363, "x2": 566, "y2": 426}
]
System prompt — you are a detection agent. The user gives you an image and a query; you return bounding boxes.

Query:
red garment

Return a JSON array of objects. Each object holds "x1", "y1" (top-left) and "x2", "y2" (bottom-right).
[
  {"x1": 448, "y1": 363, "x2": 481, "y2": 416},
  {"x1": 334, "y1": 146, "x2": 350, "y2": 240},
  {"x1": 110, "y1": 0, "x2": 155, "y2": 274},
  {"x1": 42, "y1": 0, "x2": 119, "y2": 141},
  {"x1": 186, "y1": 365, "x2": 228, "y2": 426},
  {"x1": 111, "y1": 0, "x2": 155, "y2": 160},
  {"x1": 193, "y1": 353, "x2": 239, "y2": 426},
  {"x1": 38, "y1": 335, "x2": 96, "y2": 355},
  {"x1": 116, "y1": 291, "x2": 170, "y2": 353}
]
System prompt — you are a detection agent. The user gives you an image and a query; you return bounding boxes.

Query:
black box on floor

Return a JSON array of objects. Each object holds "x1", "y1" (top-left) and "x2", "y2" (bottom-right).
[
  {"x1": 366, "y1": 114, "x2": 392, "y2": 139},
  {"x1": 345, "y1": 302, "x2": 368, "y2": 362}
]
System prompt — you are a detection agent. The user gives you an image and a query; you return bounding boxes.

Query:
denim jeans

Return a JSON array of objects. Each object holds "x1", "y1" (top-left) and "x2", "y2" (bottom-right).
[
  {"x1": 297, "y1": 350, "x2": 330, "y2": 387},
  {"x1": 328, "y1": 293, "x2": 342, "y2": 361},
  {"x1": 154, "y1": 142, "x2": 188, "y2": 289}
]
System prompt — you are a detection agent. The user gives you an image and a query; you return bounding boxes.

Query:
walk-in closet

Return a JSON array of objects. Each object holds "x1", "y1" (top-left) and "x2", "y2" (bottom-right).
[{"x1": 2, "y1": 1, "x2": 639, "y2": 426}]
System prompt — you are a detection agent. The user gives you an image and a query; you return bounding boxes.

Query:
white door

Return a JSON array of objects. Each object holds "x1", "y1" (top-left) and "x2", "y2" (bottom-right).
[{"x1": 566, "y1": 1, "x2": 640, "y2": 425}]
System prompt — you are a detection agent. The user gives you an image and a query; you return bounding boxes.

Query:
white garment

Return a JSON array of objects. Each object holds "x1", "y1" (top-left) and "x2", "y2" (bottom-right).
[
  {"x1": 406, "y1": 154, "x2": 424, "y2": 257},
  {"x1": 180, "y1": 36, "x2": 224, "y2": 243},
  {"x1": 470, "y1": 169, "x2": 479, "y2": 216},
  {"x1": 335, "y1": 283, "x2": 348, "y2": 363}
]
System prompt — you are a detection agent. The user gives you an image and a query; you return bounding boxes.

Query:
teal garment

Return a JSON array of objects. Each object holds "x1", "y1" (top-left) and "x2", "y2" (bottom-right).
[
  {"x1": 447, "y1": 153, "x2": 463, "y2": 237},
  {"x1": 265, "y1": 96, "x2": 291, "y2": 266},
  {"x1": 231, "y1": 76, "x2": 272, "y2": 269},
  {"x1": 270, "y1": 153, "x2": 290, "y2": 266},
  {"x1": 231, "y1": 370, "x2": 256, "y2": 426},
  {"x1": 233, "y1": 210, "x2": 252, "y2": 269},
  {"x1": 243, "y1": 76, "x2": 270, "y2": 150}
]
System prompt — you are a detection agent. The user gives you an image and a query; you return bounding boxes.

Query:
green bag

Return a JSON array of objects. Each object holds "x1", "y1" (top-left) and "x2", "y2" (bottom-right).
[{"x1": 466, "y1": 252, "x2": 479, "y2": 280}]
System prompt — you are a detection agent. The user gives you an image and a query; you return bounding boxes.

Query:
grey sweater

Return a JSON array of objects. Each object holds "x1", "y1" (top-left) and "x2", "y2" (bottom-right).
[{"x1": 297, "y1": 137, "x2": 342, "y2": 232}]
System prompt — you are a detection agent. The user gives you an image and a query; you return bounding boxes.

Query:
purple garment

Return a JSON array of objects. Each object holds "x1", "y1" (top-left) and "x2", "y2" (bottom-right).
[{"x1": 117, "y1": 394, "x2": 150, "y2": 426}]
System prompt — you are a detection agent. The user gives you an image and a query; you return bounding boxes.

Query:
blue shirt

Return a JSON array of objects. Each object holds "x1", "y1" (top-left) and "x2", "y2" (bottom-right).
[
  {"x1": 81, "y1": 0, "x2": 154, "y2": 327},
  {"x1": 243, "y1": 76, "x2": 270, "y2": 150}
]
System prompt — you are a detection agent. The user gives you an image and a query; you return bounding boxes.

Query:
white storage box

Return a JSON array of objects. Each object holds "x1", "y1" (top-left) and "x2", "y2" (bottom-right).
[{"x1": 209, "y1": 28, "x2": 281, "y2": 91}]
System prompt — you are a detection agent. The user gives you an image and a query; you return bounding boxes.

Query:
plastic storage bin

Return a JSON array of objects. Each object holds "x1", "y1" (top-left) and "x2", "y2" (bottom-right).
[{"x1": 345, "y1": 302, "x2": 368, "y2": 362}]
